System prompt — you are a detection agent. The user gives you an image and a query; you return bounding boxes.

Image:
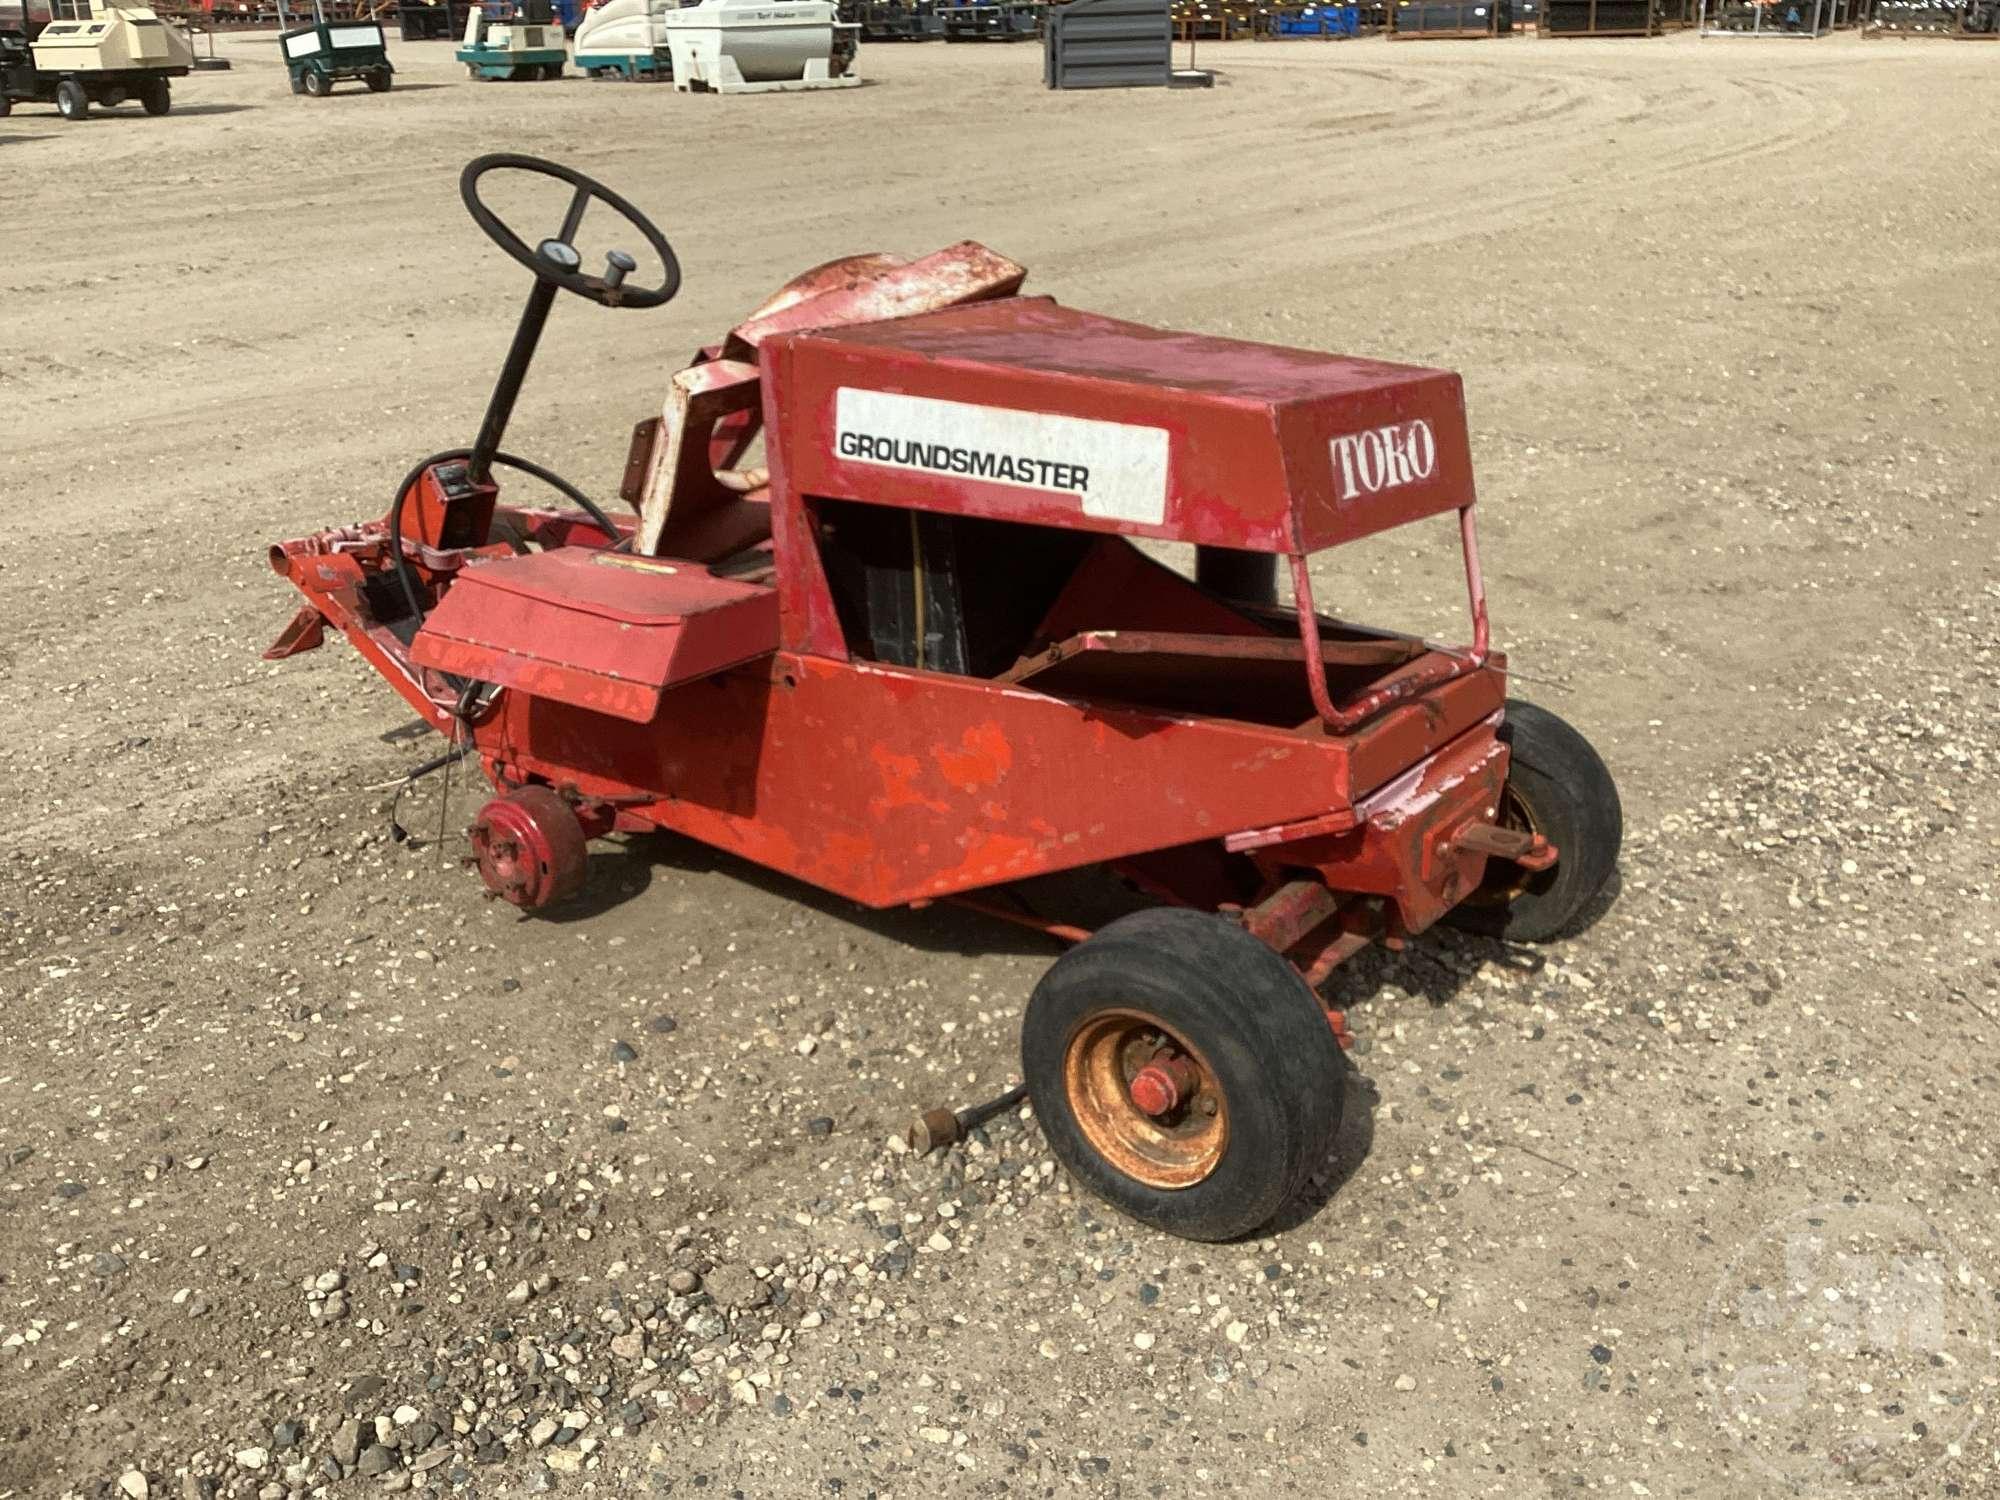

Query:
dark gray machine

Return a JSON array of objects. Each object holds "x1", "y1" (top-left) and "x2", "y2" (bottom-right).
[{"x1": 1043, "y1": 0, "x2": 1169, "y2": 88}]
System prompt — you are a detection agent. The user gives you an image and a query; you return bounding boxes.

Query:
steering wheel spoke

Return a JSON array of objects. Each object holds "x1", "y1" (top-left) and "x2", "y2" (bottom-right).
[{"x1": 461, "y1": 153, "x2": 680, "y2": 311}]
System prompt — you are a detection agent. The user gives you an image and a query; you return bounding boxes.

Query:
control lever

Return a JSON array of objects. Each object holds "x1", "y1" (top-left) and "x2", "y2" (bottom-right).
[{"x1": 603, "y1": 250, "x2": 636, "y2": 291}]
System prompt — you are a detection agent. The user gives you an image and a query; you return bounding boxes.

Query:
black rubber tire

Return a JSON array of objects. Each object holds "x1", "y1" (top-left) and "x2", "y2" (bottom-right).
[
  {"x1": 1444, "y1": 699, "x2": 1621, "y2": 943},
  {"x1": 290, "y1": 73, "x2": 305, "y2": 94},
  {"x1": 0, "y1": 93, "x2": 12, "y2": 117},
  {"x1": 1021, "y1": 908, "x2": 1344, "y2": 1242},
  {"x1": 365, "y1": 67, "x2": 392, "y2": 92},
  {"x1": 140, "y1": 77, "x2": 170, "y2": 114},
  {"x1": 540, "y1": 61, "x2": 563, "y2": 80},
  {"x1": 55, "y1": 79, "x2": 88, "y2": 119}
]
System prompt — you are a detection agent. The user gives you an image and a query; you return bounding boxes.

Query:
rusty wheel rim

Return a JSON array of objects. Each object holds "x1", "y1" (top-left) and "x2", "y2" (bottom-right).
[
  {"x1": 1464, "y1": 785, "x2": 1553, "y2": 908},
  {"x1": 1062, "y1": 1009, "x2": 1228, "y2": 1191}
]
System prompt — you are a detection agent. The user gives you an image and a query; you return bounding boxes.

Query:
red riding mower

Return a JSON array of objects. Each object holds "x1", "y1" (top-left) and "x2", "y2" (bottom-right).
[{"x1": 267, "y1": 155, "x2": 1620, "y2": 1241}]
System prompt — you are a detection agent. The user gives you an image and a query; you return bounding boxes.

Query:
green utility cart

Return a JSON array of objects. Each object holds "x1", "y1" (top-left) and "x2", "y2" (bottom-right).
[{"x1": 281, "y1": 16, "x2": 393, "y2": 96}]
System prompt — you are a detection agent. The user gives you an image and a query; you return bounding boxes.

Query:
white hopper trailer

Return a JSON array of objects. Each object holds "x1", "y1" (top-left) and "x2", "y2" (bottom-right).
[{"x1": 662, "y1": 0, "x2": 859, "y2": 92}]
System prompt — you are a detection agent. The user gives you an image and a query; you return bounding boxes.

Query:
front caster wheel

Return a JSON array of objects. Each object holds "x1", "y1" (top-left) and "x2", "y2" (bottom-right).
[
  {"x1": 1021, "y1": 908, "x2": 1344, "y2": 1242},
  {"x1": 1445, "y1": 698, "x2": 1621, "y2": 943}
]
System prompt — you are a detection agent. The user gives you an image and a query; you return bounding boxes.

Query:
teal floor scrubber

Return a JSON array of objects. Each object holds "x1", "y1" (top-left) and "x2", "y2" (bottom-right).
[{"x1": 457, "y1": 0, "x2": 566, "y2": 79}]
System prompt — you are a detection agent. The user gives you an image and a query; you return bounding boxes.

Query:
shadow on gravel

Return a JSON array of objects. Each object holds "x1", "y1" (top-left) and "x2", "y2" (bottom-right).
[
  {"x1": 602, "y1": 830, "x2": 1071, "y2": 958},
  {"x1": 536, "y1": 840, "x2": 659, "y2": 923},
  {"x1": 94, "y1": 102, "x2": 259, "y2": 119}
]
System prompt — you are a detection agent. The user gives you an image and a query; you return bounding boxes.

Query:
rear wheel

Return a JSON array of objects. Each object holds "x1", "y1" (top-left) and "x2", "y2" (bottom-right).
[
  {"x1": 302, "y1": 66, "x2": 330, "y2": 96},
  {"x1": 1444, "y1": 699, "x2": 1621, "y2": 942},
  {"x1": 140, "y1": 77, "x2": 170, "y2": 114},
  {"x1": 540, "y1": 60, "x2": 563, "y2": 79},
  {"x1": 1022, "y1": 908, "x2": 1344, "y2": 1242},
  {"x1": 365, "y1": 66, "x2": 392, "y2": 91},
  {"x1": 55, "y1": 78, "x2": 88, "y2": 119},
  {"x1": 0, "y1": 93, "x2": 12, "y2": 117}
]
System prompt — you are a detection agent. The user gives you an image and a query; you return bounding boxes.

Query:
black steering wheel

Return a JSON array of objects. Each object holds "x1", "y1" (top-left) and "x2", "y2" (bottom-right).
[{"x1": 460, "y1": 152, "x2": 681, "y2": 311}]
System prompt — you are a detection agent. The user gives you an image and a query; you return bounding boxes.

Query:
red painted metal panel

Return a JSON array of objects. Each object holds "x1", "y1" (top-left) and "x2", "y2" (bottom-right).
[
  {"x1": 767, "y1": 298, "x2": 1474, "y2": 554},
  {"x1": 409, "y1": 549, "x2": 779, "y2": 725},
  {"x1": 483, "y1": 652, "x2": 1372, "y2": 909}
]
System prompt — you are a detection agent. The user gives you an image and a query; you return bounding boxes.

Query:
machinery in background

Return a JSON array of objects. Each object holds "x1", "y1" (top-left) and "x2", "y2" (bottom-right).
[
  {"x1": 662, "y1": 0, "x2": 858, "y2": 91},
  {"x1": 1388, "y1": 0, "x2": 1511, "y2": 32},
  {"x1": 850, "y1": 0, "x2": 944, "y2": 38},
  {"x1": 940, "y1": 0, "x2": 1040, "y2": 37},
  {"x1": 456, "y1": 0, "x2": 566, "y2": 76},
  {"x1": 396, "y1": 0, "x2": 476, "y2": 39},
  {"x1": 572, "y1": 0, "x2": 669, "y2": 76},
  {"x1": 0, "y1": 0, "x2": 190, "y2": 117},
  {"x1": 282, "y1": 12, "x2": 393, "y2": 93}
]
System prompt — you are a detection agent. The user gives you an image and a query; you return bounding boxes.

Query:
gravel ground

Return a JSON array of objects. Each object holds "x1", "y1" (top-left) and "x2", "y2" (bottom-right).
[{"x1": 3, "y1": 28, "x2": 1999, "y2": 1500}]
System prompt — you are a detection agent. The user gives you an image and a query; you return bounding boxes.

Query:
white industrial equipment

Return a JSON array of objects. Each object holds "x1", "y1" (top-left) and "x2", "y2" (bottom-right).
[
  {"x1": 662, "y1": 0, "x2": 859, "y2": 93},
  {"x1": 573, "y1": 0, "x2": 671, "y2": 77}
]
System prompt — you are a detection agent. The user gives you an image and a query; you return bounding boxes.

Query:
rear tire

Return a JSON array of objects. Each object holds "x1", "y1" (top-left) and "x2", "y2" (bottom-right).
[
  {"x1": 302, "y1": 66, "x2": 330, "y2": 97},
  {"x1": 0, "y1": 93, "x2": 12, "y2": 117},
  {"x1": 365, "y1": 67, "x2": 392, "y2": 91},
  {"x1": 540, "y1": 60, "x2": 563, "y2": 79},
  {"x1": 1444, "y1": 699, "x2": 1621, "y2": 943},
  {"x1": 55, "y1": 78, "x2": 88, "y2": 119},
  {"x1": 141, "y1": 77, "x2": 170, "y2": 114},
  {"x1": 1021, "y1": 908, "x2": 1344, "y2": 1242}
]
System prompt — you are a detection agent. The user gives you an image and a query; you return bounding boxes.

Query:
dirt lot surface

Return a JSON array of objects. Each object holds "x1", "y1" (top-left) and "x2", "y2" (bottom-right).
[{"x1": 5, "y1": 27, "x2": 2000, "y2": 1500}]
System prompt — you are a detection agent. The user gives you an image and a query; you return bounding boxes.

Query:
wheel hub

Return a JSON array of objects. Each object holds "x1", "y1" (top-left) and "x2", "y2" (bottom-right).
[
  {"x1": 469, "y1": 785, "x2": 588, "y2": 909},
  {"x1": 1062, "y1": 1011, "x2": 1227, "y2": 1191}
]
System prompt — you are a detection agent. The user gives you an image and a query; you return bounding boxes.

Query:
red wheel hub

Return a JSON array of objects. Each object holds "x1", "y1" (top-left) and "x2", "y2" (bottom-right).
[
  {"x1": 469, "y1": 786, "x2": 589, "y2": 909},
  {"x1": 1128, "y1": 1052, "x2": 1200, "y2": 1118}
]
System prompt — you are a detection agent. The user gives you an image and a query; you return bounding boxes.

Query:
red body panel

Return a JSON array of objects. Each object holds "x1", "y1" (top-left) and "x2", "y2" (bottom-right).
[
  {"x1": 265, "y1": 262, "x2": 1518, "y2": 955},
  {"x1": 475, "y1": 649, "x2": 1505, "y2": 911},
  {"x1": 410, "y1": 548, "x2": 778, "y2": 724},
  {"x1": 766, "y1": 298, "x2": 1475, "y2": 554}
]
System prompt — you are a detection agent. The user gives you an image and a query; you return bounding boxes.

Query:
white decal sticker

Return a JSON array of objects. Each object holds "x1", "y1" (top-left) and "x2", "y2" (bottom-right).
[
  {"x1": 833, "y1": 388, "x2": 1170, "y2": 526},
  {"x1": 1329, "y1": 418, "x2": 1437, "y2": 504}
]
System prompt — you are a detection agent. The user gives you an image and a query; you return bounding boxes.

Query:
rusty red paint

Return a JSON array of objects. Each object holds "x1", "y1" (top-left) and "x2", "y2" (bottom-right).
[
  {"x1": 470, "y1": 785, "x2": 590, "y2": 909},
  {"x1": 1128, "y1": 1053, "x2": 1200, "y2": 1118},
  {"x1": 265, "y1": 242, "x2": 1545, "y2": 1023},
  {"x1": 766, "y1": 297, "x2": 1475, "y2": 555}
]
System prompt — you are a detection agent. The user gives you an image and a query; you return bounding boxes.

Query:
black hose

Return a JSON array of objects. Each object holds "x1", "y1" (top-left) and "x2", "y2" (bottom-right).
[{"x1": 386, "y1": 447, "x2": 625, "y2": 626}]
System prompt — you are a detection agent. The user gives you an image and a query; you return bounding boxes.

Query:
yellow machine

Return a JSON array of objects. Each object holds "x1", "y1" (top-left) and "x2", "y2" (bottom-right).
[{"x1": 0, "y1": 0, "x2": 193, "y2": 119}]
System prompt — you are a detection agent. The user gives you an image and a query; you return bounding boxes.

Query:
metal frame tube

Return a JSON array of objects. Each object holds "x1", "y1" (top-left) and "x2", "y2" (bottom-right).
[{"x1": 1291, "y1": 504, "x2": 1490, "y2": 732}]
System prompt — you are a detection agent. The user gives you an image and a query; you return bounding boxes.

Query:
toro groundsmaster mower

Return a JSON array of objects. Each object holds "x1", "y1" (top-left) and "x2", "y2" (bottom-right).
[{"x1": 267, "y1": 155, "x2": 1620, "y2": 1242}]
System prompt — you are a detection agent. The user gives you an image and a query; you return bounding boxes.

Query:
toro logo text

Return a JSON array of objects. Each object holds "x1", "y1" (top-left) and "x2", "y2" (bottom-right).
[{"x1": 1329, "y1": 419, "x2": 1437, "y2": 504}]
